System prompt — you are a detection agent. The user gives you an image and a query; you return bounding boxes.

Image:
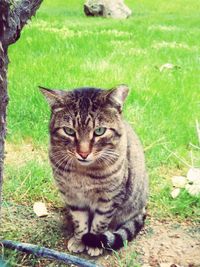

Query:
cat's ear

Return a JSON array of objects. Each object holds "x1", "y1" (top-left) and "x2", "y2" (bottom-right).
[
  {"x1": 39, "y1": 86, "x2": 66, "y2": 107},
  {"x1": 107, "y1": 84, "x2": 129, "y2": 109}
]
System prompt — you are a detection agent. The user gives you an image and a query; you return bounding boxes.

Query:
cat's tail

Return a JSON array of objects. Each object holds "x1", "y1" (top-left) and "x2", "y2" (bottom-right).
[{"x1": 82, "y1": 213, "x2": 145, "y2": 251}]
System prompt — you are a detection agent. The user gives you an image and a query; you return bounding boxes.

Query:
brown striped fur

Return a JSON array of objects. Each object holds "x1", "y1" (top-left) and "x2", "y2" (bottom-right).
[{"x1": 40, "y1": 85, "x2": 148, "y2": 256}]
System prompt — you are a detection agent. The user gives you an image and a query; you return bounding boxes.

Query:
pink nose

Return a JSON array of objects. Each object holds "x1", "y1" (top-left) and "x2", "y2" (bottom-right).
[{"x1": 78, "y1": 151, "x2": 90, "y2": 159}]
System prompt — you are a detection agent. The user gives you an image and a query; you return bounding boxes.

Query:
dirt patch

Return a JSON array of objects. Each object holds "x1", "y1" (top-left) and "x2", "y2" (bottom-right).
[
  {"x1": 134, "y1": 220, "x2": 200, "y2": 267},
  {"x1": 5, "y1": 142, "x2": 48, "y2": 167},
  {"x1": 99, "y1": 219, "x2": 200, "y2": 267},
  {"x1": 1, "y1": 204, "x2": 200, "y2": 267}
]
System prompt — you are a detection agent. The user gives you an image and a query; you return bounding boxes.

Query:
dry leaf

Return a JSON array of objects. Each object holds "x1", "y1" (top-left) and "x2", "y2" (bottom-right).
[
  {"x1": 185, "y1": 183, "x2": 200, "y2": 196},
  {"x1": 172, "y1": 176, "x2": 187, "y2": 188},
  {"x1": 185, "y1": 168, "x2": 200, "y2": 196},
  {"x1": 33, "y1": 202, "x2": 48, "y2": 217},
  {"x1": 187, "y1": 168, "x2": 200, "y2": 182},
  {"x1": 171, "y1": 188, "x2": 181, "y2": 199}
]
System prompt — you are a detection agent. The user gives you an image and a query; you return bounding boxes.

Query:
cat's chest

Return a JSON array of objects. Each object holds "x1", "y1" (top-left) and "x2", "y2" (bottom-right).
[{"x1": 55, "y1": 172, "x2": 105, "y2": 204}]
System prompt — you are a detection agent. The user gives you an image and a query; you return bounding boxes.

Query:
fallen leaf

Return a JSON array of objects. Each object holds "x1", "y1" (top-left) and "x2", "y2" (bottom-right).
[
  {"x1": 186, "y1": 168, "x2": 200, "y2": 196},
  {"x1": 171, "y1": 188, "x2": 181, "y2": 198},
  {"x1": 172, "y1": 176, "x2": 187, "y2": 188},
  {"x1": 33, "y1": 202, "x2": 48, "y2": 217},
  {"x1": 187, "y1": 168, "x2": 200, "y2": 182},
  {"x1": 185, "y1": 183, "x2": 200, "y2": 196}
]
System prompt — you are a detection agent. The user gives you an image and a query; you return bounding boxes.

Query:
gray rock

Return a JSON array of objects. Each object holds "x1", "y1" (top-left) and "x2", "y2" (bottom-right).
[{"x1": 84, "y1": 0, "x2": 132, "y2": 19}]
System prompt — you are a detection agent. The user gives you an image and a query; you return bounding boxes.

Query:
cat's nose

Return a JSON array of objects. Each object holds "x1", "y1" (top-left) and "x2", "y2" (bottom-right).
[{"x1": 78, "y1": 151, "x2": 90, "y2": 159}]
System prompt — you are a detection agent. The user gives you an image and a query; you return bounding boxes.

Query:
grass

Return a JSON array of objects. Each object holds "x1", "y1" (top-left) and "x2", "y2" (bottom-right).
[
  {"x1": 1, "y1": 0, "x2": 200, "y2": 266},
  {"x1": 112, "y1": 241, "x2": 140, "y2": 267}
]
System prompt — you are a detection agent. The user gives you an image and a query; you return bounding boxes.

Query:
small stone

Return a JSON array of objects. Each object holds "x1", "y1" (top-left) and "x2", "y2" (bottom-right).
[
  {"x1": 33, "y1": 202, "x2": 48, "y2": 217},
  {"x1": 84, "y1": 0, "x2": 132, "y2": 19},
  {"x1": 171, "y1": 188, "x2": 181, "y2": 198},
  {"x1": 172, "y1": 176, "x2": 187, "y2": 188}
]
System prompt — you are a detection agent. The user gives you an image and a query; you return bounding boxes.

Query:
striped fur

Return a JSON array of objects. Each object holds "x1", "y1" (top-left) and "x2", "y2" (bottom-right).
[{"x1": 40, "y1": 85, "x2": 148, "y2": 255}]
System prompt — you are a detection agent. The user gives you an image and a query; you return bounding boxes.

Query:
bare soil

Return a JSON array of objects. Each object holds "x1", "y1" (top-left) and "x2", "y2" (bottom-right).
[
  {"x1": 139, "y1": 221, "x2": 200, "y2": 267},
  {"x1": 98, "y1": 218, "x2": 200, "y2": 267}
]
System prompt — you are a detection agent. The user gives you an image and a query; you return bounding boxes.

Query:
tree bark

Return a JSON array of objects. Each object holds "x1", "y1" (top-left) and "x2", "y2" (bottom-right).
[
  {"x1": 0, "y1": 0, "x2": 43, "y2": 219},
  {"x1": 0, "y1": 42, "x2": 8, "y2": 221}
]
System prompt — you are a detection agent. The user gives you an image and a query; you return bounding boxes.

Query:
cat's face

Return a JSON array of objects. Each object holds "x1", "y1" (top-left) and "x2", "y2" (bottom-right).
[{"x1": 41, "y1": 86, "x2": 128, "y2": 167}]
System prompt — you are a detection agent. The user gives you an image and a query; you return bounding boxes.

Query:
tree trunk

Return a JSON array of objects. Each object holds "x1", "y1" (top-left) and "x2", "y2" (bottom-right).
[
  {"x1": 0, "y1": 0, "x2": 43, "y2": 219},
  {"x1": 0, "y1": 42, "x2": 9, "y2": 220}
]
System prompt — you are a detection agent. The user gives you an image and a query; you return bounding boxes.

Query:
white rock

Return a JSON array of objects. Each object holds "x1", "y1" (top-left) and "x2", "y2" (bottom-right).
[
  {"x1": 33, "y1": 202, "x2": 48, "y2": 217},
  {"x1": 84, "y1": 0, "x2": 132, "y2": 19},
  {"x1": 172, "y1": 176, "x2": 187, "y2": 188},
  {"x1": 171, "y1": 188, "x2": 181, "y2": 198}
]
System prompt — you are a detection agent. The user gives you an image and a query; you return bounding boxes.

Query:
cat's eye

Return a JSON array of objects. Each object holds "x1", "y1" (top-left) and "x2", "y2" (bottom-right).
[
  {"x1": 63, "y1": 127, "x2": 75, "y2": 136},
  {"x1": 94, "y1": 127, "x2": 106, "y2": 136}
]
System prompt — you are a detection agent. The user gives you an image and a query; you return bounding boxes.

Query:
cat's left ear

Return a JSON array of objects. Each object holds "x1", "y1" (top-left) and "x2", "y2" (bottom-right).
[{"x1": 107, "y1": 84, "x2": 129, "y2": 110}]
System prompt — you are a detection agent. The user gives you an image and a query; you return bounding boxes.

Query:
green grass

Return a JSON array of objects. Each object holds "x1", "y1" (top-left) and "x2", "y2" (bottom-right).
[
  {"x1": 2, "y1": 0, "x2": 200, "y2": 265},
  {"x1": 4, "y1": 160, "x2": 58, "y2": 204}
]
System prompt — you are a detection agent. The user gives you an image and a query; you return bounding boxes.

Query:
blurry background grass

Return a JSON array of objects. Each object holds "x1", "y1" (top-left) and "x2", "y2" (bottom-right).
[{"x1": 4, "y1": 0, "x2": 200, "y2": 224}]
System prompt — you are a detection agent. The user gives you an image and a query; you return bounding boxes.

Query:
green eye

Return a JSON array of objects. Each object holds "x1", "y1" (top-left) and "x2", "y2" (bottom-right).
[
  {"x1": 94, "y1": 127, "x2": 106, "y2": 136},
  {"x1": 64, "y1": 127, "x2": 75, "y2": 136}
]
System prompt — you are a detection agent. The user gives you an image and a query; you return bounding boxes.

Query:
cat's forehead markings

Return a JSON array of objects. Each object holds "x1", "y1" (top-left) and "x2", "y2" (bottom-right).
[
  {"x1": 75, "y1": 113, "x2": 93, "y2": 129},
  {"x1": 85, "y1": 116, "x2": 91, "y2": 126},
  {"x1": 76, "y1": 114, "x2": 81, "y2": 128}
]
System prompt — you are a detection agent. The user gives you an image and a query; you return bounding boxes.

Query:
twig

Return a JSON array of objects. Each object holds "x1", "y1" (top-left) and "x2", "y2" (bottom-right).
[
  {"x1": 163, "y1": 145, "x2": 192, "y2": 168},
  {"x1": 189, "y1": 150, "x2": 194, "y2": 167},
  {"x1": 196, "y1": 119, "x2": 200, "y2": 146},
  {"x1": 189, "y1": 143, "x2": 200, "y2": 150},
  {"x1": 144, "y1": 137, "x2": 166, "y2": 151},
  {"x1": 1, "y1": 240, "x2": 102, "y2": 267}
]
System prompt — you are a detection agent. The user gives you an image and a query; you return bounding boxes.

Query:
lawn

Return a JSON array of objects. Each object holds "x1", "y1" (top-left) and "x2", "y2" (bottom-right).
[{"x1": 1, "y1": 0, "x2": 200, "y2": 266}]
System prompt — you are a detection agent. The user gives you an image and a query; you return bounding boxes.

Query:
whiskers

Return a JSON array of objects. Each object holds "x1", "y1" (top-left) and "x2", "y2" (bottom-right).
[
  {"x1": 95, "y1": 148, "x2": 119, "y2": 167},
  {"x1": 50, "y1": 149, "x2": 75, "y2": 173}
]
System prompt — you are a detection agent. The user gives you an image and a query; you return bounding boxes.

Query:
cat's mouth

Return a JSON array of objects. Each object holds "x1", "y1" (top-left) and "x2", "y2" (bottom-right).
[{"x1": 77, "y1": 158, "x2": 93, "y2": 165}]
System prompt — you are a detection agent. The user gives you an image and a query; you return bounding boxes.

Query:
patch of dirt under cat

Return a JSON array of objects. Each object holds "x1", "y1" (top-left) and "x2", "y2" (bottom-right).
[
  {"x1": 1, "y1": 205, "x2": 200, "y2": 266},
  {"x1": 99, "y1": 219, "x2": 200, "y2": 267},
  {"x1": 138, "y1": 221, "x2": 200, "y2": 267}
]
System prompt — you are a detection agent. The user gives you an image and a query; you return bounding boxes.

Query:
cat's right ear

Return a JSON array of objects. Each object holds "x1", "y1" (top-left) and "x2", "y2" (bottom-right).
[
  {"x1": 106, "y1": 84, "x2": 129, "y2": 112},
  {"x1": 39, "y1": 86, "x2": 65, "y2": 107}
]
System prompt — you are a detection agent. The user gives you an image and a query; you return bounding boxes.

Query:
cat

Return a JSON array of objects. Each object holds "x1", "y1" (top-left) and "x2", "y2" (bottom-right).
[{"x1": 40, "y1": 85, "x2": 148, "y2": 256}]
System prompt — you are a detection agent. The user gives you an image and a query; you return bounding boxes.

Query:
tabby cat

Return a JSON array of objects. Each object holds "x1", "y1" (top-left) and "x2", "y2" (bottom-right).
[{"x1": 40, "y1": 85, "x2": 148, "y2": 256}]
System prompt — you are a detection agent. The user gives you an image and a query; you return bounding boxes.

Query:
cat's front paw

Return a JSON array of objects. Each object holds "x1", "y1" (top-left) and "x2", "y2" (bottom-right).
[
  {"x1": 86, "y1": 246, "x2": 104, "y2": 257},
  {"x1": 67, "y1": 236, "x2": 85, "y2": 253}
]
